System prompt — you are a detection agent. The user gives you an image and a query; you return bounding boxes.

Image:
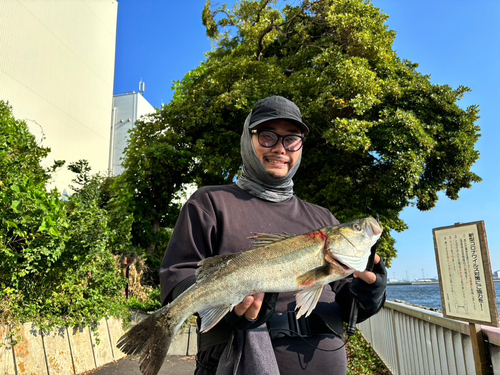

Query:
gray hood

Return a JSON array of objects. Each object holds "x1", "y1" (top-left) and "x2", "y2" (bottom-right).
[{"x1": 235, "y1": 114, "x2": 302, "y2": 202}]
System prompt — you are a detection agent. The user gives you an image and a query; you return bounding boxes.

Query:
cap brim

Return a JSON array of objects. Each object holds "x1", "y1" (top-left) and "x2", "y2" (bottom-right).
[{"x1": 248, "y1": 117, "x2": 309, "y2": 134}]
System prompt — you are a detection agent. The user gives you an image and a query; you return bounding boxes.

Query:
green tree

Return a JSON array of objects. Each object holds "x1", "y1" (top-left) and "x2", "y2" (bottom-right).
[
  {"x1": 0, "y1": 101, "x2": 69, "y2": 323},
  {"x1": 53, "y1": 170, "x2": 128, "y2": 329},
  {"x1": 119, "y1": 0, "x2": 481, "y2": 266},
  {"x1": 112, "y1": 113, "x2": 192, "y2": 283}
]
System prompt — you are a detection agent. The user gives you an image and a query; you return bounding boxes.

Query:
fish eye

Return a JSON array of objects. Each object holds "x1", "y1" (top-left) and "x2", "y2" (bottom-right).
[{"x1": 353, "y1": 224, "x2": 361, "y2": 231}]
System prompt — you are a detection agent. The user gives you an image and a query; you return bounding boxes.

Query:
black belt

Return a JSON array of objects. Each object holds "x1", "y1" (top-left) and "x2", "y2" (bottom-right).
[{"x1": 266, "y1": 311, "x2": 341, "y2": 340}]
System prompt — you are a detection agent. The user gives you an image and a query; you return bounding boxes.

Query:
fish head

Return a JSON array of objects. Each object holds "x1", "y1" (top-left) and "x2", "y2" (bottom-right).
[{"x1": 323, "y1": 217, "x2": 383, "y2": 274}]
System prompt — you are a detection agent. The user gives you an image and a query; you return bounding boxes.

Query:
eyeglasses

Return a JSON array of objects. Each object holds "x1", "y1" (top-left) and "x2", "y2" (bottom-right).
[{"x1": 251, "y1": 130, "x2": 304, "y2": 152}]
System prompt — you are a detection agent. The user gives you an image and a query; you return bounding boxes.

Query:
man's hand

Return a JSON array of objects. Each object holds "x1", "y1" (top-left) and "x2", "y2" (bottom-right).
[
  {"x1": 353, "y1": 253, "x2": 381, "y2": 284},
  {"x1": 350, "y1": 253, "x2": 387, "y2": 313},
  {"x1": 234, "y1": 292, "x2": 265, "y2": 321}
]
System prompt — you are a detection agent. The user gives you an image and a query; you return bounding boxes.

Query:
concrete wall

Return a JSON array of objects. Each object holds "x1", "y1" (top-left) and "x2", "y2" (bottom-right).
[
  {"x1": 0, "y1": 312, "x2": 197, "y2": 375},
  {"x1": 110, "y1": 92, "x2": 155, "y2": 176},
  {"x1": 0, "y1": 0, "x2": 118, "y2": 193}
]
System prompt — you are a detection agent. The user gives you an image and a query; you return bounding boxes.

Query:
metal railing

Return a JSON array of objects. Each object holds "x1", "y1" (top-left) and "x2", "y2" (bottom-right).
[{"x1": 358, "y1": 300, "x2": 500, "y2": 375}]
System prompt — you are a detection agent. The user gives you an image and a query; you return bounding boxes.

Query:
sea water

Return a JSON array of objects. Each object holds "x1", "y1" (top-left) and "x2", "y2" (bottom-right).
[{"x1": 386, "y1": 282, "x2": 500, "y2": 312}]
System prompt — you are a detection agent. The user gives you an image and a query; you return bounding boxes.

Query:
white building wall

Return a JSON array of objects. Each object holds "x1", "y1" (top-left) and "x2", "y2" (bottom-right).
[
  {"x1": 0, "y1": 0, "x2": 118, "y2": 192},
  {"x1": 110, "y1": 92, "x2": 155, "y2": 176}
]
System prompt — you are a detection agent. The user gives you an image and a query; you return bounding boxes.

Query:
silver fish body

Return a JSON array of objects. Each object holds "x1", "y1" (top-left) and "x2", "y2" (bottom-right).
[{"x1": 117, "y1": 217, "x2": 382, "y2": 375}]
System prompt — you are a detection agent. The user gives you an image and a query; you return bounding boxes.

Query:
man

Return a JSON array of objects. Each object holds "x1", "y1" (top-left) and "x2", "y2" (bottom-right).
[{"x1": 160, "y1": 96, "x2": 386, "y2": 375}]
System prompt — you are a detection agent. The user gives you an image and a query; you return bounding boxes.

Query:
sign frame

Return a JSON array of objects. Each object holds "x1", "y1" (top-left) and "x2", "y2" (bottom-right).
[{"x1": 433, "y1": 221, "x2": 499, "y2": 327}]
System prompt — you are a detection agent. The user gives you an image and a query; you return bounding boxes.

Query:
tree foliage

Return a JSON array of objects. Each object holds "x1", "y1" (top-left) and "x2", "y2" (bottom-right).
[
  {"x1": 0, "y1": 101, "x2": 129, "y2": 329},
  {"x1": 112, "y1": 113, "x2": 185, "y2": 283},
  {"x1": 119, "y1": 0, "x2": 481, "y2": 266}
]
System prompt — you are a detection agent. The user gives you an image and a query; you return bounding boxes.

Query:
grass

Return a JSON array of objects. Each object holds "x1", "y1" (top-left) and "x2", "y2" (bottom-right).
[{"x1": 346, "y1": 329, "x2": 392, "y2": 375}]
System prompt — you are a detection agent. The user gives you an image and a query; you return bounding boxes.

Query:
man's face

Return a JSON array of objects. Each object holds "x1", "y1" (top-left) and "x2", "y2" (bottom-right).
[{"x1": 251, "y1": 120, "x2": 303, "y2": 179}]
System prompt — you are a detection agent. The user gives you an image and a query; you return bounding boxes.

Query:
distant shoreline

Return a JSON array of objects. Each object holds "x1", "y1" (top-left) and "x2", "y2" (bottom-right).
[
  {"x1": 388, "y1": 279, "x2": 500, "y2": 286},
  {"x1": 388, "y1": 281, "x2": 438, "y2": 286}
]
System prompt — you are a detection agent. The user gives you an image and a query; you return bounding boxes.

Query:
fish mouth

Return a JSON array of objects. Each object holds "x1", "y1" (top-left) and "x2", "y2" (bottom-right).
[
  {"x1": 366, "y1": 217, "x2": 383, "y2": 245},
  {"x1": 332, "y1": 252, "x2": 370, "y2": 272},
  {"x1": 331, "y1": 258, "x2": 353, "y2": 272},
  {"x1": 332, "y1": 218, "x2": 382, "y2": 272}
]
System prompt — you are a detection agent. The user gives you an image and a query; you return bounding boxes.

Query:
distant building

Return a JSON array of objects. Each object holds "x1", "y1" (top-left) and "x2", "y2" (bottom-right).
[
  {"x1": 494, "y1": 270, "x2": 500, "y2": 279},
  {"x1": 0, "y1": 0, "x2": 118, "y2": 192},
  {"x1": 110, "y1": 86, "x2": 155, "y2": 176}
]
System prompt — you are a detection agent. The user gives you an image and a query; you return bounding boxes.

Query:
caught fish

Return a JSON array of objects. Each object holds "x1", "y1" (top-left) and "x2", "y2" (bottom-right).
[{"x1": 117, "y1": 217, "x2": 382, "y2": 375}]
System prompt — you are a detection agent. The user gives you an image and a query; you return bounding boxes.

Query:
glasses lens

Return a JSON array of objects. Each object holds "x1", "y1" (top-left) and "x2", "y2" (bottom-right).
[
  {"x1": 258, "y1": 131, "x2": 279, "y2": 147},
  {"x1": 256, "y1": 130, "x2": 303, "y2": 151},
  {"x1": 283, "y1": 135, "x2": 303, "y2": 151}
]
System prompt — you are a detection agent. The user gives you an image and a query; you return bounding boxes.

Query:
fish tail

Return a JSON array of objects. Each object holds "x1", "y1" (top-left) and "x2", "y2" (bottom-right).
[{"x1": 117, "y1": 306, "x2": 183, "y2": 375}]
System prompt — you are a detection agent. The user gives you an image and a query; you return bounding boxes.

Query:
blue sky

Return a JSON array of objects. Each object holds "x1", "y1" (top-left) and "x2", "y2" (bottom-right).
[{"x1": 114, "y1": 0, "x2": 500, "y2": 281}]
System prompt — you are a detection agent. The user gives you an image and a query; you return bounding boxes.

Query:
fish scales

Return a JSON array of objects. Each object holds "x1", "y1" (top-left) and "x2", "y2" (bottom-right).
[{"x1": 197, "y1": 230, "x2": 328, "y2": 294}]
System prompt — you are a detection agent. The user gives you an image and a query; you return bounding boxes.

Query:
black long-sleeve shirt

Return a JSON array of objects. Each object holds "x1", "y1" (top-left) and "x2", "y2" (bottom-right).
[{"x1": 159, "y1": 184, "x2": 385, "y2": 374}]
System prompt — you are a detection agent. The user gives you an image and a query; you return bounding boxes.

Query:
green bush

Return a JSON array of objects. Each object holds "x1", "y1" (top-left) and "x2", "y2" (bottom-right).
[
  {"x1": 0, "y1": 100, "x2": 130, "y2": 330},
  {"x1": 125, "y1": 286, "x2": 162, "y2": 312},
  {"x1": 346, "y1": 329, "x2": 391, "y2": 375}
]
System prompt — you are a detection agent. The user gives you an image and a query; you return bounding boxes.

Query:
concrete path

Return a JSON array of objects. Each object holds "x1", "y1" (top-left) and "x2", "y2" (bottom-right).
[{"x1": 81, "y1": 355, "x2": 196, "y2": 375}]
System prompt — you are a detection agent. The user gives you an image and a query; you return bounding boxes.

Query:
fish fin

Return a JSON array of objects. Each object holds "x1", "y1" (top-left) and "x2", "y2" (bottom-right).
[
  {"x1": 248, "y1": 232, "x2": 295, "y2": 248},
  {"x1": 199, "y1": 305, "x2": 232, "y2": 333},
  {"x1": 117, "y1": 305, "x2": 182, "y2": 375},
  {"x1": 295, "y1": 285, "x2": 324, "y2": 319},
  {"x1": 296, "y1": 264, "x2": 331, "y2": 287},
  {"x1": 295, "y1": 265, "x2": 330, "y2": 318}
]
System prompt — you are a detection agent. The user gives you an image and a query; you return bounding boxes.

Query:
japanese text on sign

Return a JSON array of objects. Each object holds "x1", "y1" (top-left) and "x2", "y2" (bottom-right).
[{"x1": 434, "y1": 224, "x2": 490, "y2": 322}]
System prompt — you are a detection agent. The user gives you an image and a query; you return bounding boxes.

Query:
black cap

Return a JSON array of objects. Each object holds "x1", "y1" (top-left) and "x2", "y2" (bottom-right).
[{"x1": 249, "y1": 96, "x2": 309, "y2": 134}]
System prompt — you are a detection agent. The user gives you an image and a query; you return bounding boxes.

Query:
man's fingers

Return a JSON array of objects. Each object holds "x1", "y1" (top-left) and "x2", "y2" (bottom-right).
[
  {"x1": 234, "y1": 296, "x2": 254, "y2": 317},
  {"x1": 352, "y1": 254, "x2": 382, "y2": 284},
  {"x1": 233, "y1": 293, "x2": 265, "y2": 320},
  {"x1": 234, "y1": 293, "x2": 265, "y2": 320},
  {"x1": 244, "y1": 293, "x2": 264, "y2": 321},
  {"x1": 353, "y1": 270, "x2": 377, "y2": 284}
]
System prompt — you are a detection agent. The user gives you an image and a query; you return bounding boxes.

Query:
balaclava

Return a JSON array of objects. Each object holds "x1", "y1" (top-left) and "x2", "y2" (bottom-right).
[{"x1": 236, "y1": 96, "x2": 309, "y2": 202}]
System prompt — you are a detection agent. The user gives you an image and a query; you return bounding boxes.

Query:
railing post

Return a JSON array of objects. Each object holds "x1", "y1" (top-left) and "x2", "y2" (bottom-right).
[
  {"x1": 469, "y1": 322, "x2": 492, "y2": 374},
  {"x1": 391, "y1": 308, "x2": 402, "y2": 375}
]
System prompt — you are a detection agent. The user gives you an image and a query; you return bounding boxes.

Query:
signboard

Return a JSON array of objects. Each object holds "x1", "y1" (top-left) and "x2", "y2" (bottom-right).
[{"x1": 433, "y1": 221, "x2": 499, "y2": 327}]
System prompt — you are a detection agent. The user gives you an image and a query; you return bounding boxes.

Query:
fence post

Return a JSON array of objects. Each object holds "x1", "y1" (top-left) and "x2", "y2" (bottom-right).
[
  {"x1": 469, "y1": 322, "x2": 492, "y2": 374},
  {"x1": 391, "y1": 308, "x2": 402, "y2": 375}
]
